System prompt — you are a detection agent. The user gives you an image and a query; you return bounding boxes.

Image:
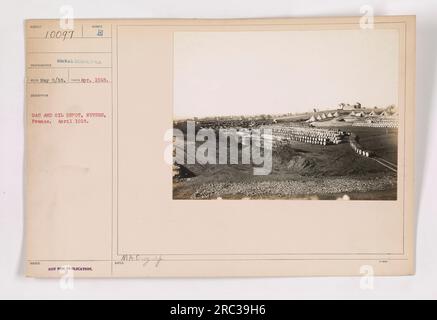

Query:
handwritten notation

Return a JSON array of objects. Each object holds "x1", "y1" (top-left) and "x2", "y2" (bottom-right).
[{"x1": 120, "y1": 255, "x2": 163, "y2": 268}]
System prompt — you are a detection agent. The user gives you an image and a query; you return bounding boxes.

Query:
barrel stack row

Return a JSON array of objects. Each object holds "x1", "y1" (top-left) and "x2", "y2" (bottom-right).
[
  {"x1": 349, "y1": 136, "x2": 373, "y2": 157},
  {"x1": 353, "y1": 119, "x2": 398, "y2": 128},
  {"x1": 268, "y1": 125, "x2": 346, "y2": 146}
]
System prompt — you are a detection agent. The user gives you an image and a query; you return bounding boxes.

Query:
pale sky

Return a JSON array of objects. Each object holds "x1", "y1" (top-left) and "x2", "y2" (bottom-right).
[{"x1": 173, "y1": 29, "x2": 399, "y2": 118}]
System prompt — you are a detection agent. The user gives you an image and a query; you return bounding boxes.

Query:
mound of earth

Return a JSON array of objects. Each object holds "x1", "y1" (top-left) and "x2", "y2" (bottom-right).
[
  {"x1": 287, "y1": 155, "x2": 315, "y2": 172},
  {"x1": 273, "y1": 145, "x2": 306, "y2": 161},
  {"x1": 173, "y1": 164, "x2": 196, "y2": 180}
]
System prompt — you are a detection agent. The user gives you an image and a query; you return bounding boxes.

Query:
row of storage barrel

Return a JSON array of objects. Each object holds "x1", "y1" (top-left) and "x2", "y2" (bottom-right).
[
  {"x1": 349, "y1": 137, "x2": 373, "y2": 157},
  {"x1": 353, "y1": 120, "x2": 398, "y2": 128}
]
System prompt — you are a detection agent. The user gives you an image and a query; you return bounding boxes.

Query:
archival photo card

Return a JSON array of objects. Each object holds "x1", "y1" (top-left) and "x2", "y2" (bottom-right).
[{"x1": 25, "y1": 17, "x2": 415, "y2": 277}]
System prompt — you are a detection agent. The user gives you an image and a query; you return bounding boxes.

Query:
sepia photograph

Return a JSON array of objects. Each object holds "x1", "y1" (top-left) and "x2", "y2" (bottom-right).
[{"x1": 172, "y1": 29, "x2": 399, "y2": 200}]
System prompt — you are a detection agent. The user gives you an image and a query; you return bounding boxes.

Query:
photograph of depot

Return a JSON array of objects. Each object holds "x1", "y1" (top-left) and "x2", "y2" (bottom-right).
[{"x1": 172, "y1": 29, "x2": 399, "y2": 200}]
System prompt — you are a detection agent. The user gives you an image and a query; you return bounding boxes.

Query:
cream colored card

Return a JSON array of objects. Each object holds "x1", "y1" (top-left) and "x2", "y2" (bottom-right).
[{"x1": 25, "y1": 16, "x2": 415, "y2": 278}]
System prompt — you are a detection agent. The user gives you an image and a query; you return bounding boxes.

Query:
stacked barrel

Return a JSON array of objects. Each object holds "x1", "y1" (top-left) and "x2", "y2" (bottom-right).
[
  {"x1": 268, "y1": 125, "x2": 346, "y2": 146},
  {"x1": 353, "y1": 118, "x2": 398, "y2": 128},
  {"x1": 349, "y1": 134, "x2": 372, "y2": 157}
]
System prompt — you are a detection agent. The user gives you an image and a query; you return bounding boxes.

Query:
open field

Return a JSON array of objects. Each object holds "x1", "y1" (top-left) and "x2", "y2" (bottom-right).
[{"x1": 173, "y1": 124, "x2": 398, "y2": 200}]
